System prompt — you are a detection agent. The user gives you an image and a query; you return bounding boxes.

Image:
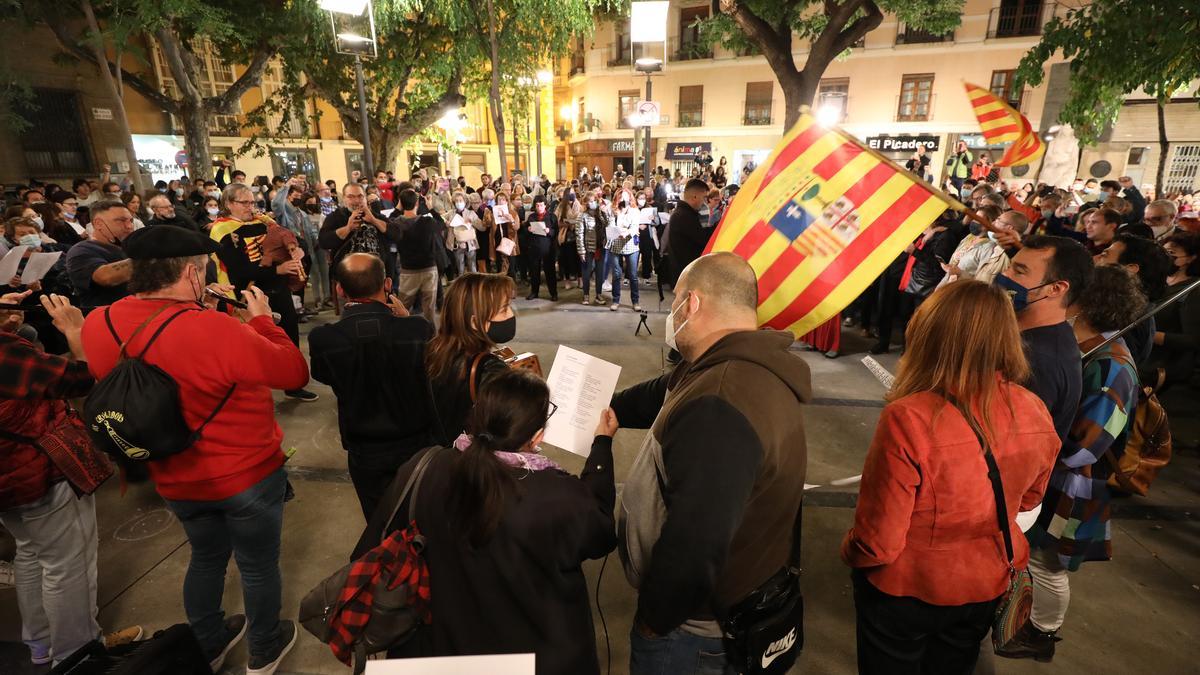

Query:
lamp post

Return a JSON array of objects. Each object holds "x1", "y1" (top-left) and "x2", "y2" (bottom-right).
[
  {"x1": 323, "y1": 0, "x2": 377, "y2": 176},
  {"x1": 533, "y1": 69, "x2": 553, "y2": 177},
  {"x1": 634, "y1": 58, "x2": 662, "y2": 180}
]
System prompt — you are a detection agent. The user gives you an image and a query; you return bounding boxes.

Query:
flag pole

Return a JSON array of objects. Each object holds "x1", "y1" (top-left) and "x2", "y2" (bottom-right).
[{"x1": 1082, "y1": 276, "x2": 1200, "y2": 361}]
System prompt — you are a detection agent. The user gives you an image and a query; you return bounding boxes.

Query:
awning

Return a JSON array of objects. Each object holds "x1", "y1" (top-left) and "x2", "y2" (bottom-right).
[{"x1": 664, "y1": 142, "x2": 712, "y2": 161}]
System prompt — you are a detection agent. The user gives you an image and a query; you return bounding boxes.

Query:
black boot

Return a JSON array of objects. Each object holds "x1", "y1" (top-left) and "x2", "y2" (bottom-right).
[{"x1": 996, "y1": 620, "x2": 1060, "y2": 663}]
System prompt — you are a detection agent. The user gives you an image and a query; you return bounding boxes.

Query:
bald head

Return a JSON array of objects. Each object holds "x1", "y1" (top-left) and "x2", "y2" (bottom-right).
[
  {"x1": 678, "y1": 252, "x2": 759, "y2": 314},
  {"x1": 336, "y1": 253, "x2": 386, "y2": 299}
]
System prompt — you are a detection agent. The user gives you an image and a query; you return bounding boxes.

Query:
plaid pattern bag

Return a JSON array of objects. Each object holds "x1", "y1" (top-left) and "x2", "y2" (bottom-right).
[
  {"x1": 299, "y1": 448, "x2": 442, "y2": 673},
  {"x1": 0, "y1": 406, "x2": 113, "y2": 496}
]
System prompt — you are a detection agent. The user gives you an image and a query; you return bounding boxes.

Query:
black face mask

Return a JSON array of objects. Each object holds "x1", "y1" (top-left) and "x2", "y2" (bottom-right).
[
  {"x1": 486, "y1": 315, "x2": 517, "y2": 344},
  {"x1": 969, "y1": 221, "x2": 985, "y2": 236}
]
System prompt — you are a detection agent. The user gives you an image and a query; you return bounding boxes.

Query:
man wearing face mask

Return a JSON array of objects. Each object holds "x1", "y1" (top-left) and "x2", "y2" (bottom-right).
[
  {"x1": 610, "y1": 252, "x2": 811, "y2": 674},
  {"x1": 308, "y1": 253, "x2": 436, "y2": 520},
  {"x1": 81, "y1": 225, "x2": 309, "y2": 675},
  {"x1": 65, "y1": 200, "x2": 134, "y2": 312},
  {"x1": 995, "y1": 236, "x2": 1093, "y2": 442}
]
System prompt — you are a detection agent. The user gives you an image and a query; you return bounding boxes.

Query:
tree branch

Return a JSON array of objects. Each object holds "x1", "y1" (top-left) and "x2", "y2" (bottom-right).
[
  {"x1": 210, "y1": 45, "x2": 273, "y2": 114},
  {"x1": 719, "y1": 0, "x2": 800, "y2": 84},
  {"x1": 395, "y1": 72, "x2": 467, "y2": 141},
  {"x1": 155, "y1": 27, "x2": 205, "y2": 102},
  {"x1": 41, "y1": 15, "x2": 177, "y2": 112},
  {"x1": 806, "y1": 0, "x2": 881, "y2": 79}
]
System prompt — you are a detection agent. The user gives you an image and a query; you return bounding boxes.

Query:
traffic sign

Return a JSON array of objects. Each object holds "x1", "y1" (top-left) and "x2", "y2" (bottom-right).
[{"x1": 635, "y1": 100, "x2": 660, "y2": 127}]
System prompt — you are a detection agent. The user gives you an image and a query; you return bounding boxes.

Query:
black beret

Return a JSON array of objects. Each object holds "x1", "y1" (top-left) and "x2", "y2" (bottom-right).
[{"x1": 124, "y1": 225, "x2": 219, "y2": 260}]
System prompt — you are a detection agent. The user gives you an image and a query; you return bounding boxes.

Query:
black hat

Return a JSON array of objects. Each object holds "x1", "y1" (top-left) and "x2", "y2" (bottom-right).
[{"x1": 124, "y1": 225, "x2": 219, "y2": 260}]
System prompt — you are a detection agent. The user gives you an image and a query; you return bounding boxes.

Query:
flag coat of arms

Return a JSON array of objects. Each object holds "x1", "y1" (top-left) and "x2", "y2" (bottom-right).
[{"x1": 704, "y1": 112, "x2": 956, "y2": 337}]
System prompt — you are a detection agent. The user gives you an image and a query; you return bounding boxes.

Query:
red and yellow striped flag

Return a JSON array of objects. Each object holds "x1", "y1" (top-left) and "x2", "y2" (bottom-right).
[
  {"x1": 964, "y1": 82, "x2": 1045, "y2": 167},
  {"x1": 703, "y1": 111, "x2": 958, "y2": 337}
]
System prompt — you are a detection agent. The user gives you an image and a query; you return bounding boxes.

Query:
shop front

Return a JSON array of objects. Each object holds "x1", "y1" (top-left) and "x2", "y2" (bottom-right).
[
  {"x1": 570, "y1": 138, "x2": 656, "y2": 180},
  {"x1": 664, "y1": 141, "x2": 712, "y2": 177}
]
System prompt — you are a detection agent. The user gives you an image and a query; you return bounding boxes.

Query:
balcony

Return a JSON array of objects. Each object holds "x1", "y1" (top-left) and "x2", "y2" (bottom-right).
[
  {"x1": 569, "y1": 53, "x2": 585, "y2": 76},
  {"x1": 743, "y1": 102, "x2": 773, "y2": 126},
  {"x1": 988, "y1": 2, "x2": 1057, "y2": 39},
  {"x1": 670, "y1": 37, "x2": 713, "y2": 62},
  {"x1": 895, "y1": 26, "x2": 954, "y2": 45},
  {"x1": 677, "y1": 104, "x2": 704, "y2": 128},
  {"x1": 607, "y1": 39, "x2": 631, "y2": 68}
]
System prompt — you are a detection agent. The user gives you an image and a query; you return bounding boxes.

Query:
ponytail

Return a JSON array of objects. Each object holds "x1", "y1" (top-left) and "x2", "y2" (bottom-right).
[{"x1": 446, "y1": 370, "x2": 550, "y2": 547}]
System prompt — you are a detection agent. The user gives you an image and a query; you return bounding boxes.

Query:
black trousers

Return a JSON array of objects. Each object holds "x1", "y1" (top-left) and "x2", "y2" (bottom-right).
[
  {"x1": 267, "y1": 288, "x2": 299, "y2": 346},
  {"x1": 852, "y1": 570, "x2": 999, "y2": 675},
  {"x1": 526, "y1": 240, "x2": 557, "y2": 298},
  {"x1": 347, "y1": 451, "x2": 406, "y2": 523}
]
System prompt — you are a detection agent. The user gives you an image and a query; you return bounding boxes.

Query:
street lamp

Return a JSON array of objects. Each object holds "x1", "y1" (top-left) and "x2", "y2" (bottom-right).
[
  {"x1": 634, "y1": 58, "x2": 663, "y2": 181},
  {"x1": 323, "y1": 0, "x2": 377, "y2": 177}
]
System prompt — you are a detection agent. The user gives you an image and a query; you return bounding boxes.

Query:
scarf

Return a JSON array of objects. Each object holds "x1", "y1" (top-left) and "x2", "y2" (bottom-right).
[{"x1": 453, "y1": 433, "x2": 563, "y2": 473}]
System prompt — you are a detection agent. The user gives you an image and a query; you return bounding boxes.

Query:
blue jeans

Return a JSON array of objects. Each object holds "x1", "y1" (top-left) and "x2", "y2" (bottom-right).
[
  {"x1": 165, "y1": 468, "x2": 286, "y2": 660},
  {"x1": 581, "y1": 250, "x2": 608, "y2": 297},
  {"x1": 630, "y1": 626, "x2": 735, "y2": 675},
  {"x1": 611, "y1": 251, "x2": 640, "y2": 304}
]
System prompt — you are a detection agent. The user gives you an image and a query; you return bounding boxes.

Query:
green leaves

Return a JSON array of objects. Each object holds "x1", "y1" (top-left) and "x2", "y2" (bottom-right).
[{"x1": 1016, "y1": 0, "x2": 1200, "y2": 144}]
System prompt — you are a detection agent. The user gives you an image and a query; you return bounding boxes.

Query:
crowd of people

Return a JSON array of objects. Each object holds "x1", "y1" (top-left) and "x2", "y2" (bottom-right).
[{"x1": 0, "y1": 153, "x2": 1197, "y2": 675}]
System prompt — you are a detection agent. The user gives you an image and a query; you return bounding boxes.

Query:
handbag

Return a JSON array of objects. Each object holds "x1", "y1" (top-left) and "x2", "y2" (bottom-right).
[
  {"x1": 719, "y1": 501, "x2": 804, "y2": 674},
  {"x1": 950, "y1": 397, "x2": 1035, "y2": 654},
  {"x1": 468, "y1": 347, "x2": 543, "y2": 402},
  {"x1": 0, "y1": 406, "x2": 114, "y2": 497},
  {"x1": 299, "y1": 447, "x2": 443, "y2": 673}
]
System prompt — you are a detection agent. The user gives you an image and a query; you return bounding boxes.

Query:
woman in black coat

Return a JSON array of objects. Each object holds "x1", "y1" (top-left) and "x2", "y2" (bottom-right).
[
  {"x1": 521, "y1": 195, "x2": 559, "y2": 300},
  {"x1": 356, "y1": 369, "x2": 617, "y2": 675}
]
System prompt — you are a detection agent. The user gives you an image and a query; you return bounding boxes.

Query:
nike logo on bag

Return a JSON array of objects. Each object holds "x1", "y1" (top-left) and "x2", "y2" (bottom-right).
[{"x1": 761, "y1": 628, "x2": 797, "y2": 669}]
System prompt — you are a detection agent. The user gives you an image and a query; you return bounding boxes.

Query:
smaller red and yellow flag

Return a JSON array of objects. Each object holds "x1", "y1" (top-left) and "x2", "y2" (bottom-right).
[{"x1": 964, "y1": 82, "x2": 1045, "y2": 167}]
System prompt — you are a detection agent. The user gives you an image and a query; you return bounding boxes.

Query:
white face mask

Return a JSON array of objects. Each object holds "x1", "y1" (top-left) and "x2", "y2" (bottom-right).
[
  {"x1": 19, "y1": 233, "x2": 41, "y2": 249},
  {"x1": 455, "y1": 200, "x2": 465, "y2": 210},
  {"x1": 665, "y1": 292, "x2": 693, "y2": 351},
  {"x1": 208, "y1": 190, "x2": 221, "y2": 199},
  {"x1": 31, "y1": 216, "x2": 45, "y2": 229},
  {"x1": 637, "y1": 197, "x2": 646, "y2": 207},
  {"x1": 206, "y1": 207, "x2": 220, "y2": 216},
  {"x1": 588, "y1": 200, "x2": 598, "y2": 211}
]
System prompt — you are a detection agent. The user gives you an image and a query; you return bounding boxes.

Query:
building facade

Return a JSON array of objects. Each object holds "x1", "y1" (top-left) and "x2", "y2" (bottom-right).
[{"x1": 555, "y1": 0, "x2": 1200, "y2": 193}]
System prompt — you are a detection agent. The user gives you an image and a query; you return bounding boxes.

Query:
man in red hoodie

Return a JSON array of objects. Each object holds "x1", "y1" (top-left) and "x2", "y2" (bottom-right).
[{"x1": 80, "y1": 225, "x2": 310, "y2": 675}]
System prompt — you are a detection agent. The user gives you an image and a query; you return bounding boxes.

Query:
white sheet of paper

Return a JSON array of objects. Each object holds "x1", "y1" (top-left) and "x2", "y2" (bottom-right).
[
  {"x1": 544, "y1": 346, "x2": 622, "y2": 457},
  {"x1": 497, "y1": 237, "x2": 516, "y2": 256},
  {"x1": 20, "y1": 251, "x2": 62, "y2": 284},
  {"x1": 0, "y1": 245, "x2": 28, "y2": 283},
  {"x1": 529, "y1": 221, "x2": 548, "y2": 236},
  {"x1": 1016, "y1": 505, "x2": 1041, "y2": 533},
  {"x1": 448, "y1": 213, "x2": 465, "y2": 230},
  {"x1": 605, "y1": 225, "x2": 621, "y2": 242},
  {"x1": 365, "y1": 653, "x2": 535, "y2": 675},
  {"x1": 380, "y1": 208, "x2": 395, "y2": 218},
  {"x1": 639, "y1": 206, "x2": 657, "y2": 225},
  {"x1": 861, "y1": 356, "x2": 895, "y2": 390},
  {"x1": 494, "y1": 203, "x2": 511, "y2": 223},
  {"x1": 658, "y1": 212, "x2": 671, "y2": 226}
]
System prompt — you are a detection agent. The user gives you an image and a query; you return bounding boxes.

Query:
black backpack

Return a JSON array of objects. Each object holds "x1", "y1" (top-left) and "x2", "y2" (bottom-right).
[{"x1": 83, "y1": 304, "x2": 235, "y2": 462}]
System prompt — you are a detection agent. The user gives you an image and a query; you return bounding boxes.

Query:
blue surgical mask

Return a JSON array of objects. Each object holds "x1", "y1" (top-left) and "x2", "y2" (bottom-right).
[
  {"x1": 19, "y1": 233, "x2": 41, "y2": 248},
  {"x1": 1041, "y1": 208, "x2": 1055, "y2": 219},
  {"x1": 993, "y1": 274, "x2": 1052, "y2": 313},
  {"x1": 960, "y1": 187, "x2": 973, "y2": 200}
]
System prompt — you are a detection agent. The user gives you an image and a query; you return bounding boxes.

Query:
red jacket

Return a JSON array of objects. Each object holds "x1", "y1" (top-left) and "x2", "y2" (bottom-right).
[
  {"x1": 81, "y1": 298, "x2": 309, "y2": 501},
  {"x1": 0, "y1": 332, "x2": 95, "y2": 511},
  {"x1": 842, "y1": 382, "x2": 1059, "y2": 606}
]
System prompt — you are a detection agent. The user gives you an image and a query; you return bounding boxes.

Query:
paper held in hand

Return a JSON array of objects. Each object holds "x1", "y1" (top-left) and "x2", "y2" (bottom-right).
[
  {"x1": 543, "y1": 346, "x2": 622, "y2": 457},
  {"x1": 0, "y1": 245, "x2": 29, "y2": 283},
  {"x1": 20, "y1": 251, "x2": 62, "y2": 285},
  {"x1": 528, "y1": 221, "x2": 549, "y2": 236},
  {"x1": 365, "y1": 653, "x2": 534, "y2": 674}
]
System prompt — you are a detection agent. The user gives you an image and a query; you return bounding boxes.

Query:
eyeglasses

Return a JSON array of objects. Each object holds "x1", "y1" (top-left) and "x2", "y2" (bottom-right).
[
  {"x1": 546, "y1": 401, "x2": 559, "y2": 422},
  {"x1": 231, "y1": 199, "x2": 256, "y2": 206}
]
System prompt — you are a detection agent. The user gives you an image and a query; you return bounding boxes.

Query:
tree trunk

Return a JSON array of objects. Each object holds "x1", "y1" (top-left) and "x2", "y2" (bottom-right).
[
  {"x1": 512, "y1": 122, "x2": 521, "y2": 175},
  {"x1": 781, "y1": 75, "x2": 821, "y2": 131},
  {"x1": 80, "y1": 0, "x2": 147, "y2": 194},
  {"x1": 1155, "y1": 99, "x2": 1169, "y2": 195},
  {"x1": 378, "y1": 131, "x2": 403, "y2": 180},
  {"x1": 485, "y1": 0, "x2": 507, "y2": 180},
  {"x1": 182, "y1": 105, "x2": 213, "y2": 182}
]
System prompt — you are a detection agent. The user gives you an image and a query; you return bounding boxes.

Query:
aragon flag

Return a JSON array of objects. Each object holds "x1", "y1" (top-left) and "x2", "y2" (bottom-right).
[
  {"x1": 703, "y1": 110, "x2": 959, "y2": 337},
  {"x1": 964, "y1": 82, "x2": 1045, "y2": 167}
]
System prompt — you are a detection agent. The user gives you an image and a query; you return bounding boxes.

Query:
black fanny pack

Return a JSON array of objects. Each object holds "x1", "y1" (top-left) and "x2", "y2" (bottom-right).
[{"x1": 720, "y1": 502, "x2": 804, "y2": 674}]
